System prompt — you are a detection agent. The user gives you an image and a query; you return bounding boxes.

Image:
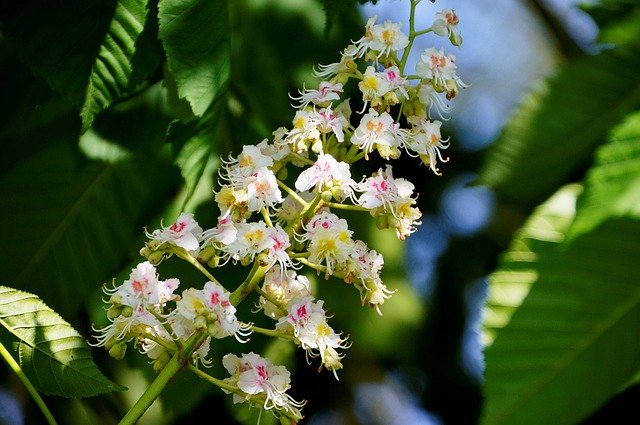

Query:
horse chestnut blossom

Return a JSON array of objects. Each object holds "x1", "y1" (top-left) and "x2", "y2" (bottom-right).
[
  {"x1": 94, "y1": 3, "x2": 467, "y2": 423},
  {"x1": 276, "y1": 296, "x2": 350, "y2": 378},
  {"x1": 222, "y1": 352, "x2": 305, "y2": 420},
  {"x1": 432, "y1": 9, "x2": 463, "y2": 47},
  {"x1": 144, "y1": 212, "x2": 203, "y2": 256}
]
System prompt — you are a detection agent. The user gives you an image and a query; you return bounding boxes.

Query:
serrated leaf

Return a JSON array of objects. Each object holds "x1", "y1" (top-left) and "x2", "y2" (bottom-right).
[
  {"x1": 0, "y1": 143, "x2": 179, "y2": 319},
  {"x1": 158, "y1": 0, "x2": 230, "y2": 117},
  {"x1": 80, "y1": 0, "x2": 152, "y2": 132},
  {"x1": 0, "y1": 286, "x2": 126, "y2": 397},
  {"x1": 569, "y1": 111, "x2": 640, "y2": 241},
  {"x1": 477, "y1": 47, "x2": 640, "y2": 206},
  {"x1": 482, "y1": 185, "x2": 640, "y2": 425}
]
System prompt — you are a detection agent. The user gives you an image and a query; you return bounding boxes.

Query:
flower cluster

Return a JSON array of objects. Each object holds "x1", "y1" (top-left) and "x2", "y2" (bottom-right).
[{"x1": 93, "y1": 4, "x2": 464, "y2": 423}]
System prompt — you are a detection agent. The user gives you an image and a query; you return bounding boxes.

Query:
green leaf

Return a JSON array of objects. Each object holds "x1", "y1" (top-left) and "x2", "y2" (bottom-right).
[
  {"x1": 0, "y1": 143, "x2": 179, "y2": 319},
  {"x1": 158, "y1": 0, "x2": 230, "y2": 117},
  {"x1": 0, "y1": 0, "x2": 117, "y2": 104},
  {"x1": 80, "y1": 0, "x2": 158, "y2": 132},
  {"x1": 569, "y1": 111, "x2": 640, "y2": 241},
  {"x1": 0, "y1": 285, "x2": 125, "y2": 396},
  {"x1": 482, "y1": 185, "x2": 640, "y2": 425},
  {"x1": 477, "y1": 47, "x2": 640, "y2": 206},
  {"x1": 167, "y1": 97, "x2": 224, "y2": 209}
]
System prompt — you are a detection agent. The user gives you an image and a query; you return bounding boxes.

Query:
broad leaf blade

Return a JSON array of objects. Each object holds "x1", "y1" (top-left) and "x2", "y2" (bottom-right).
[
  {"x1": 80, "y1": 0, "x2": 153, "y2": 131},
  {"x1": 0, "y1": 143, "x2": 179, "y2": 318},
  {"x1": 0, "y1": 0, "x2": 116, "y2": 104},
  {"x1": 0, "y1": 286, "x2": 125, "y2": 397},
  {"x1": 158, "y1": 0, "x2": 230, "y2": 117},
  {"x1": 167, "y1": 97, "x2": 224, "y2": 208},
  {"x1": 477, "y1": 47, "x2": 640, "y2": 206},
  {"x1": 482, "y1": 185, "x2": 640, "y2": 425},
  {"x1": 569, "y1": 111, "x2": 640, "y2": 241}
]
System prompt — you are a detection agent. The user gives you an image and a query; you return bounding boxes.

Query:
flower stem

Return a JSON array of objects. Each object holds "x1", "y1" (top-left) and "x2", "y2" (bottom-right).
[
  {"x1": 324, "y1": 202, "x2": 369, "y2": 212},
  {"x1": 118, "y1": 332, "x2": 206, "y2": 425},
  {"x1": 230, "y1": 261, "x2": 269, "y2": 306},
  {"x1": 177, "y1": 250, "x2": 221, "y2": 285},
  {"x1": 277, "y1": 179, "x2": 308, "y2": 207},
  {"x1": 250, "y1": 324, "x2": 296, "y2": 341},
  {"x1": 187, "y1": 364, "x2": 243, "y2": 395},
  {"x1": 0, "y1": 341, "x2": 58, "y2": 425}
]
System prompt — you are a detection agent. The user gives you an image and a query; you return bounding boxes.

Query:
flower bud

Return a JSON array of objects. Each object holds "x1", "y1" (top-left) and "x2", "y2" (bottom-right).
[
  {"x1": 197, "y1": 245, "x2": 216, "y2": 264},
  {"x1": 376, "y1": 215, "x2": 389, "y2": 230},
  {"x1": 330, "y1": 186, "x2": 344, "y2": 202},
  {"x1": 120, "y1": 306, "x2": 134, "y2": 318},
  {"x1": 139, "y1": 246, "x2": 152, "y2": 258},
  {"x1": 276, "y1": 166, "x2": 288, "y2": 180},
  {"x1": 147, "y1": 250, "x2": 166, "y2": 265},
  {"x1": 194, "y1": 315, "x2": 208, "y2": 330},
  {"x1": 321, "y1": 190, "x2": 334, "y2": 203},
  {"x1": 106, "y1": 305, "x2": 122, "y2": 321},
  {"x1": 333, "y1": 72, "x2": 350, "y2": 86},
  {"x1": 257, "y1": 252, "x2": 270, "y2": 267},
  {"x1": 207, "y1": 255, "x2": 220, "y2": 268},
  {"x1": 108, "y1": 342, "x2": 127, "y2": 360}
]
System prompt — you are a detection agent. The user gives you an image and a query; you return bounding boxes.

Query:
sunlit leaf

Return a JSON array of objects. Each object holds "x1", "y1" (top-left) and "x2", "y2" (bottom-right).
[
  {"x1": 0, "y1": 286, "x2": 126, "y2": 397},
  {"x1": 477, "y1": 47, "x2": 640, "y2": 206},
  {"x1": 80, "y1": 0, "x2": 158, "y2": 131},
  {"x1": 158, "y1": 0, "x2": 230, "y2": 117},
  {"x1": 482, "y1": 185, "x2": 640, "y2": 425},
  {"x1": 569, "y1": 111, "x2": 640, "y2": 241}
]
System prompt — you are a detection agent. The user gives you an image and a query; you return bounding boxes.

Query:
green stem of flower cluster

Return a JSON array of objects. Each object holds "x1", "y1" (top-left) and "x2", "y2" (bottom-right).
[
  {"x1": 230, "y1": 261, "x2": 269, "y2": 306},
  {"x1": 0, "y1": 341, "x2": 58, "y2": 425},
  {"x1": 187, "y1": 364, "x2": 242, "y2": 395},
  {"x1": 119, "y1": 331, "x2": 207, "y2": 425},
  {"x1": 178, "y1": 250, "x2": 221, "y2": 285},
  {"x1": 250, "y1": 325, "x2": 296, "y2": 341}
]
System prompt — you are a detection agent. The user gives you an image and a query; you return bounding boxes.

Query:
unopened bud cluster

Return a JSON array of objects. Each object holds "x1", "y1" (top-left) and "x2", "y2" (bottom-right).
[{"x1": 93, "y1": 4, "x2": 465, "y2": 423}]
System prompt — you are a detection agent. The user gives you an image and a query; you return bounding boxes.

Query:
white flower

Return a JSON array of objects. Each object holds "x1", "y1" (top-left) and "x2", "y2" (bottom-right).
[
  {"x1": 418, "y1": 83, "x2": 453, "y2": 120},
  {"x1": 416, "y1": 48, "x2": 468, "y2": 99},
  {"x1": 432, "y1": 9, "x2": 463, "y2": 46},
  {"x1": 300, "y1": 212, "x2": 355, "y2": 276},
  {"x1": 383, "y1": 66, "x2": 408, "y2": 100},
  {"x1": 356, "y1": 165, "x2": 402, "y2": 211},
  {"x1": 222, "y1": 221, "x2": 271, "y2": 264},
  {"x1": 347, "y1": 16, "x2": 378, "y2": 58},
  {"x1": 351, "y1": 109, "x2": 407, "y2": 160},
  {"x1": 224, "y1": 144, "x2": 274, "y2": 182},
  {"x1": 258, "y1": 268, "x2": 312, "y2": 319},
  {"x1": 369, "y1": 20, "x2": 409, "y2": 58},
  {"x1": 223, "y1": 352, "x2": 305, "y2": 417},
  {"x1": 263, "y1": 224, "x2": 293, "y2": 273},
  {"x1": 317, "y1": 106, "x2": 348, "y2": 144},
  {"x1": 173, "y1": 281, "x2": 249, "y2": 342},
  {"x1": 347, "y1": 240, "x2": 394, "y2": 314},
  {"x1": 406, "y1": 117, "x2": 450, "y2": 175},
  {"x1": 314, "y1": 49, "x2": 357, "y2": 79},
  {"x1": 245, "y1": 167, "x2": 284, "y2": 213},
  {"x1": 146, "y1": 212, "x2": 203, "y2": 254},
  {"x1": 105, "y1": 261, "x2": 179, "y2": 312},
  {"x1": 295, "y1": 154, "x2": 356, "y2": 201},
  {"x1": 202, "y1": 213, "x2": 238, "y2": 247},
  {"x1": 284, "y1": 110, "x2": 321, "y2": 153},
  {"x1": 358, "y1": 66, "x2": 391, "y2": 103},
  {"x1": 276, "y1": 296, "x2": 350, "y2": 378},
  {"x1": 290, "y1": 81, "x2": 343, "y2": 109}
]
